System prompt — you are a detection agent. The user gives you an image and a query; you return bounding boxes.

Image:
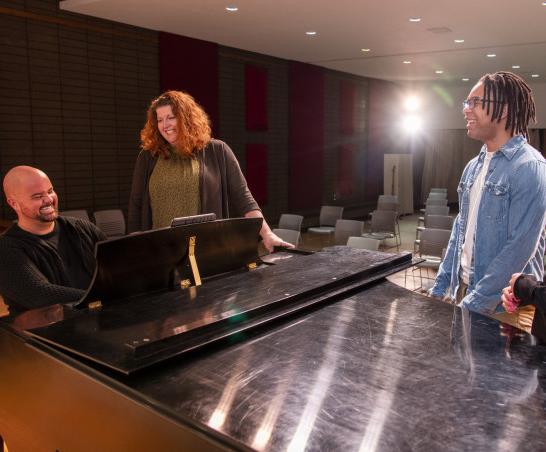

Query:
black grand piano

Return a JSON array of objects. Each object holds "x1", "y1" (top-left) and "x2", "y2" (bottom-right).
[{"x1": 1, "y1": 217, "x2": 546, "y2": 451}]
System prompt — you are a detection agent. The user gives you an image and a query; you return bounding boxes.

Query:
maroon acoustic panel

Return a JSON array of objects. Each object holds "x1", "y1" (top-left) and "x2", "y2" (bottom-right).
[
  {"x1": 245, "y1": 65, "x2": 268, "y2": 131},
  {"x1": 340, "y1": 80, "x2": 356, "y2": 135},
  {"x1": 337, "y1": 145, "x2": 355, "y2": 198},
  {"x1": 159, "y1": 32, "x2": 219, "y2": 137},
  {"x1": 245, "y1": 143, "x2": 268, "y2": 206},
  {"x1": 289, "y1": 62, "x2": 325, "y2": 211}
]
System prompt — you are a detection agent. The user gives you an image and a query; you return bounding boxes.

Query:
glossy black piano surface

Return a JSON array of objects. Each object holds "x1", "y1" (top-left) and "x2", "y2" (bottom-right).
[
  {"x1": 27, "y1": 247, "x2": 412, "y2": 374},
  {"x1": 128, "y1": 281, "x2": 546, "y2": 451},
  {"x1": 1, "y1": 247, "x2": 546, "y2": 451}
]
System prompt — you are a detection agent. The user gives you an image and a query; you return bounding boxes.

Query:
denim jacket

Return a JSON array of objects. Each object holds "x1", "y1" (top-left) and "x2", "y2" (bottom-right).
[{"x1": 431, "y1": 135, "x2": 546, "y2": 315}]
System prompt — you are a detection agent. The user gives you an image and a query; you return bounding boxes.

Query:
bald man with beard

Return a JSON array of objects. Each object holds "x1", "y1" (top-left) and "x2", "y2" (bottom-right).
[{"x1": 0, "y1": 166, "x2": 106, "y2": 314}]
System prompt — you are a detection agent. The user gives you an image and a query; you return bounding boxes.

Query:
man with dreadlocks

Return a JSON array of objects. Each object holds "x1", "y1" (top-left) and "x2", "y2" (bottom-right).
[{"x1": 431, "y1": 71, "x2": 546, "y2": 322}]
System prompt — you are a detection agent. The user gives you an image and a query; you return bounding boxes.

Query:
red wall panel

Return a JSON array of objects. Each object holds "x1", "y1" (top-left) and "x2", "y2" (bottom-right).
[
  {"x1": 159, "y1": 32, "x2": 219, "y2": 137},
  {"x1": 289, "y1": 62, "x2": 324, "y2": 210},
  {"x1": 245, "y1": 65, "x2": 268, "y2": 131}
]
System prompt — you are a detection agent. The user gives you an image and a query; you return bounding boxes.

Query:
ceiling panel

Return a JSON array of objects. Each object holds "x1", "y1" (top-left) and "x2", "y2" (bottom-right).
[{"x1": 60, "y1": 0, "x2": 546, "y2": 84}]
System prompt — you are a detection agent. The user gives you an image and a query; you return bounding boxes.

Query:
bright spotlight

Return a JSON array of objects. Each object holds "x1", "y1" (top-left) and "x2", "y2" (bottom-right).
[
  {"x1": 404, "y1": 96, "x2": 420, "y2": 111},
  {"x1": 402, "y1": 115, "x2": 422, "y2": 133}
]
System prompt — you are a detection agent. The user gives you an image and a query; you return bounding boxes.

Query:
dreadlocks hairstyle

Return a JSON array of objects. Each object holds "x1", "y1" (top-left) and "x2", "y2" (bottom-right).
[{"x1": 480, "y1": 71, "x2": 536, "y2": 140}]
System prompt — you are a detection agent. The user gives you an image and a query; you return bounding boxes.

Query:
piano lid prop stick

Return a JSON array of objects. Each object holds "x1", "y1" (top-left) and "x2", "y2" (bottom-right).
[{"x1": 188, "y1": 235, "x2": 202, "y2": 287}]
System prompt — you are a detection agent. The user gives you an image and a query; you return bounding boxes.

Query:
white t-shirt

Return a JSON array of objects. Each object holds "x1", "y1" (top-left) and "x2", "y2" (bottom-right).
[{"x1": 460, "y1": 151, "x2": 495, "y2": 284}]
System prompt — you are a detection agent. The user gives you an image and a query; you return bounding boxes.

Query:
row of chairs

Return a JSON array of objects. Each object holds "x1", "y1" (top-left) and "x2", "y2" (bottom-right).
[
  {"x1": 274, "y1": 220, "x2": 380, "y2": 250},
  {"x1": 272, "y1": 208, "x2": 386, "y2": 251},
  {"x1": 274, "y1": 199, "x2": 403, "y2": 251},
  {"x1": 273, "y1": 190, "x2": 454, "y2": 287},
  {"x1": 60, "y1": 206, "x2": 383, "y2": 252},
  {"x1": 61, "y1": 209, "x2": 126, "y2": 238},
  {"x1": 312, "y1": 201, "x2": 400, "y2": 249},
  {"x1": 416, "y1": 187, "x2": 451, "y2": 236}
]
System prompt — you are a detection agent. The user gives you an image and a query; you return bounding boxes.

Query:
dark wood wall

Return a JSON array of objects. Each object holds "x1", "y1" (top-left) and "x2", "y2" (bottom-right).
[
  {"x1": 0, "y1": 1, "x2": 159, "y2": 220},
  {"x1": 0, "y1": 0, "x2": 392, "y2": 224}
]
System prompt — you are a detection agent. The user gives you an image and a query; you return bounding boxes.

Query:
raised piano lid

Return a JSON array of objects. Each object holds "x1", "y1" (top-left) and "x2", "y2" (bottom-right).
[
  {"x1": 77, "y1": 216, "x2": 263, "y2": 306},
  {"x1": 27, "y1": 248, "x2": 412, "y2": 374}
]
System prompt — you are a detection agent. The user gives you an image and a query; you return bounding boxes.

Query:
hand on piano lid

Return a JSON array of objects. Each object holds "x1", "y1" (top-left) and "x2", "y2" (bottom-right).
[
  {"x1": 244, "y1": 209, "x2": 295, "y2": 253},
  {"x1": 262, "y1": 230, "x2": 296, "y2": 254}
]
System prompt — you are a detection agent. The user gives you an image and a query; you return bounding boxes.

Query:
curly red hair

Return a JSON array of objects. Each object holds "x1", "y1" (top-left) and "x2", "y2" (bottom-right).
[{"x1": 140, "y1": 91, "x2": 212, "y2": 158}]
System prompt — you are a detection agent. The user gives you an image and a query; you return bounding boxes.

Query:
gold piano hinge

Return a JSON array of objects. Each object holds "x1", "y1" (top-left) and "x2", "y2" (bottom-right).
[
  {"x1": 247, "y1": 262, "x2": 257, "y2": 270},
  {"x1": 188, "y1": 235, "x2": 202, "y2": 286},
  {"x1": 88, "y1": 300, "x2": 102, "y2": 310}
]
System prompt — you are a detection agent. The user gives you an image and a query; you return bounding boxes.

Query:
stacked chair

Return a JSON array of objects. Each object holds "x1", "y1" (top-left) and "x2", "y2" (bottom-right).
[
  {"x1": 415, "y1": 213, "x2": 454, "y2": 243},
  {"x1": 362, "y1": 195, "x2": 401, "y2": 251},
  {"x1": 406, "y1": 187, "x2": 451, "y2": 289},
  {"x1": 410, "y1": 228, "x2": 452, "y2": 289},
  {"x1": 418, "y1": 188, "x2": 449, "y2": 226},
  {"x1": 421, "y1": 189, "x2": 448, "y2": 210}
]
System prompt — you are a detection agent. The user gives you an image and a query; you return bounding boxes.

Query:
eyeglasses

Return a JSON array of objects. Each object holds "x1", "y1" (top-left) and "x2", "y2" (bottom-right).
[{"x1": 462, "y1": 97, "x2": 504, "y2": 110}]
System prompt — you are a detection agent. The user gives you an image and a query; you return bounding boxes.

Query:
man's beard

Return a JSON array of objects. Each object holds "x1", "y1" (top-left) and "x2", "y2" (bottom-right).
[{"x1": 37, "y1": 204, "x2": 58, "y2": 222}]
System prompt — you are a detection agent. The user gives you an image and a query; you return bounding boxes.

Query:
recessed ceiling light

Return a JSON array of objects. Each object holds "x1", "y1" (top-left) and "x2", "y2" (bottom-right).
[
  {"x1": 531, "y1": 74, "x2": 540, "y2": 78},
  {"x1": 305, "y1": 31, "x2": 317, "y2": 36},
  {"x1": 435, "y1": 70, "x2": 444, "y2": 74},
  {"x1": 487, "y1": 53, "x2": 496, "y2": 58},
  {"x1": 462, "y1": 78, "x2": 470, "y2": 82},
  {"x1": 403, "y1": 60, "x2": 412, "y2": 64},
  {"x1": 361, "y1": 48, "x2": 371, "y2": 52},
  {"x1": 409, "y1": 17, "x2": 421, "y2": 22},
  {"x1": 454, "y1": 39, "x2": 465, "y2": 43},
  {"x1": 512, "y1": 65, "x2": 521, "y2": 69},
  {"x1": 225, "y1": 5, "x2": 238, "y2": 12}
]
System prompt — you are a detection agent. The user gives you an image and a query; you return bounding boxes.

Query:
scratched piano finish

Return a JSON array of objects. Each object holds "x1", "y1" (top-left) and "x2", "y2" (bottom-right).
[
  {"x1": 28, "y1": 247, "x2": 411, "y2": 373},
  {"x1": 126, "y1": 281, "x2": 546, "y2": 452}
]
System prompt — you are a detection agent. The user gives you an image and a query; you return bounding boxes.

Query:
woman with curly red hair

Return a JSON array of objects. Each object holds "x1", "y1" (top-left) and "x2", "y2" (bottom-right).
[{"x1": 128, "y1": 90, "x2": 291, "y2": 252}]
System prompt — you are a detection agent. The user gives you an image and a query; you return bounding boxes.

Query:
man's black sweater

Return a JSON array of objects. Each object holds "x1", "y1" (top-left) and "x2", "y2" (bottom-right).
[{"x1": 0, "y1": 216, "x2": 106, "y2": 313}]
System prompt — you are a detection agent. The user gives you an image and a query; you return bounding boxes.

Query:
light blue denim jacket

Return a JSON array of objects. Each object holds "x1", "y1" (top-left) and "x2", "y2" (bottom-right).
[{"x1": 431, "y1": 135, "x2": 546, "y2": 315}]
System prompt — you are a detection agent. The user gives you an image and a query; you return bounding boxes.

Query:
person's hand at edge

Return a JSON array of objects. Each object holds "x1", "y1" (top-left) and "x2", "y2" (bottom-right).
[{"x1": 261, "y1": 231, "x2": 295, "y2": 254}]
